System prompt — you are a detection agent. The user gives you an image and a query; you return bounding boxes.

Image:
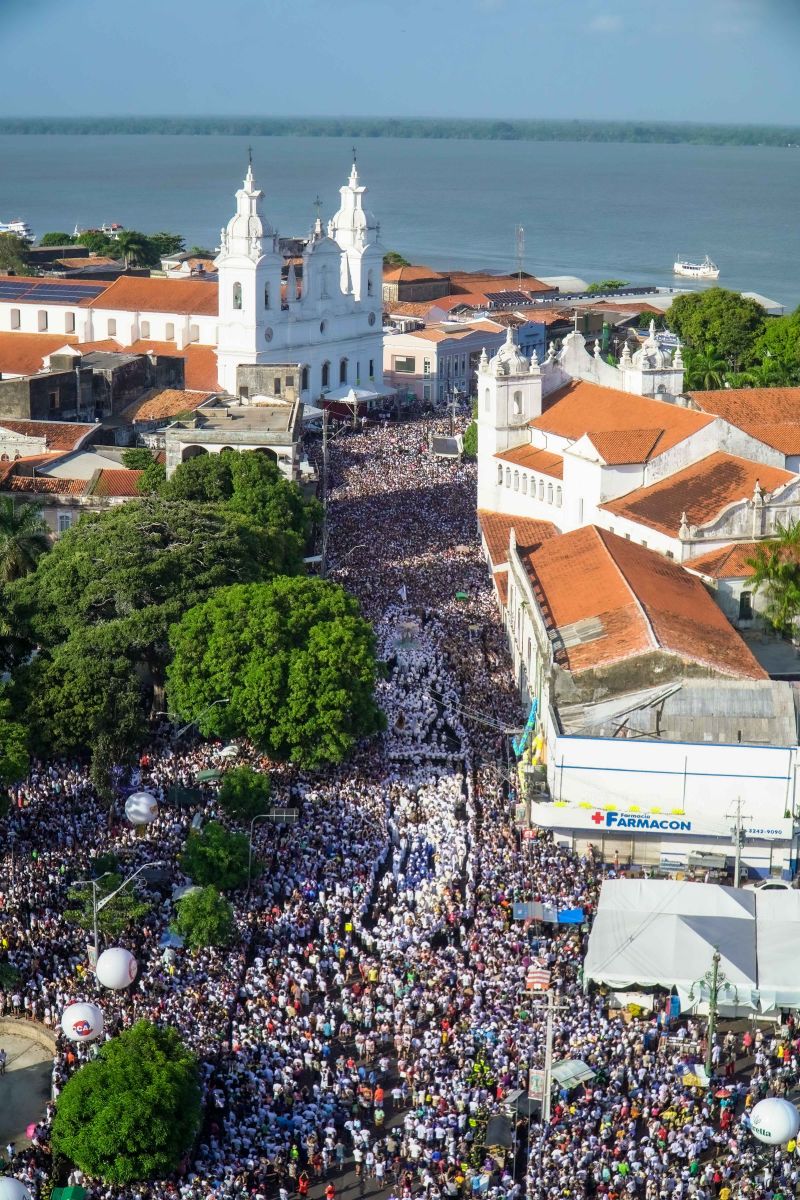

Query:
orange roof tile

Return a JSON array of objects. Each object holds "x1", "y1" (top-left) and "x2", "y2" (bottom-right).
[
  {"x1": 688, "y1": 388, "x2": 800, "y2": 455},
  {"x1": 8, "y1": 474, "x2": 85, "y2": 495},
  {"x1": 477, "y1": 509, "x2": 557, "y2": 570},
  {"x1": 121, "y1": 388, "x2": 215, "y2": 423},
  {"x1": 495, "y1": 445, "x2": 564, "y2": 478},
  {"x1": 601, "y1": 452, "x2": 795, "y2": 536},
  {"x1": 383, "y1": 264, "x2": 446, "y2": 283},
  {"x1": 85, "y1": 276, "x2": 219, "y2": 316},
  {"x1": 120, "y1": 341, "x2": 219, "y2": 391},
  {"x1": 531, "y1": 380, "x2": 713, "y2": 460},
  {"x1": 0, "y1": 419, "x2": 96, "y2": 451},
  {"x1": 686, "y1": 542, "x2": 761, "y2": 580},
  {"x1": 587, "y1": 428, "x2": 664, "y2": 465},
  {"x1": 523, "y1": 525, "x2": 765, "y2": 680},
  {"x1": 88, "y1": 469, "x2": 143, "y2": 498},
  {"x1": 494, "y1": 568, "x2": 509, "y2": 608},
  {"x1": 449, "y1": 271, "x2": 553, "y2": 295},
  {"x1": 0, "y1": 332, "x2": 80, "y2": 377},
  {"x1": 55, "y1": 256, "x2": 120, "y2": 269}
]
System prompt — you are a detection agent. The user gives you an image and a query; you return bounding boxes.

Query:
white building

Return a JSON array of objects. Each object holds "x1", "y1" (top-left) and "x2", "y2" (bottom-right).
[{"x1": 0, "y1": 158, "x2": 386, "y2": 402}]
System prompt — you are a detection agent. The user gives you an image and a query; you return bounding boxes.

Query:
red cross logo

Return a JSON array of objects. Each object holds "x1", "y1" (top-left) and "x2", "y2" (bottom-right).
[{"x1": 591, "y1": 811, "x2": 605, "y2": 825}]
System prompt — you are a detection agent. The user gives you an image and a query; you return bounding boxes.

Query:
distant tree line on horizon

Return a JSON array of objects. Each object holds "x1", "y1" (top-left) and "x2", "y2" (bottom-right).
[{"x1": 2, "y1": 116, "x2": 800, "y2": 147}]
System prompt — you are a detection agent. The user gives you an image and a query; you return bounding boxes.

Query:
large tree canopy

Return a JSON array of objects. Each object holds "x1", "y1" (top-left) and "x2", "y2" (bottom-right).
[
  {"x1": 0, "y1": 695, "x2": 28, "y2": 788},
  {"x1": 666, "y1": 288, "x2": 765, "y2": 368},
  {"x1": 167, "y1": 577, "x2": 383, "y2": 766},
  {"x1": 52, "y1": 1021, "x2": 201, "y2": 1184},
  {"x1": 8, "y1": 497, "x2": 291, "y2": 675}
]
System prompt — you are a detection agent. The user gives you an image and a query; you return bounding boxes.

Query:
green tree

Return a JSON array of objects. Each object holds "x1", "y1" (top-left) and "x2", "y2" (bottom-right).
[
  {"x1": 218, "y1": 764, "x2": 271, "y2": 822},
  {"x1": 160, "y1": 453, "x2": 233, "y2": 502},
  {"x1": 666, "y1": 288, "x2": 765, "y2": 367},
  {"x1": 39, "y1": 231, "x2": 76, "y2": 246},
  {"x1": 172, "y1": 885, "x2": 235, "y2": 949},
  {"x1": 121, "y1": 447, "x2": 158, "y2": 471},
  {"x1": 0, "y1": 498, "x2": 51, "y2": 582},
  {"x1": 7, "y1": 497, "x2": 290, "y2": 682},
  {"x1": 747, "y1": 522, "x2": 800, "y2": 634},
  {"x1": 180, "y1": 820, "x2": 251, "y2": 890},
  {"x1": 586, "y1": 279, "x2": 629, "y2": 293},
  {"x1": 227, "y1": 452, "x2": 319, "y2": 564},
  {"x1": 167, "y1": 577, "x2": 383, "y2": 767},
  {"x1": 683, "y1": 344, "x2": 728, "y2": 390},
  {"x1": 52, "y1": 1021, "x2": 201, "y2": 1185},
  {"x1": 0, "y1": 695, "x2": 28, "y2": 787},
  {"x1": 383, "y1": 250, "x2": 410, "y2": 268},
  {"x1": 462, "y1": 420, "x2": 477, "y2": 458},
  {"x1": 188, "y1": 245, "x2": 214, "y2": 258},
  {"x1": 140, "y1": 459, "x2": 167, "y2": 494},
  {"x1": 752, "y1": 308, "x2": 800, "y2": 383},
  {"x1": 75, "y1": 230, "x2": 118, "y2": 256},
  {"x1": 115, "y1": 230, "x2": 153, "y2": 268},
  {"x1": 64, "y1": 871, "x2": 152, "y2": 939},
  {"x1": 0, "y1": 233, "x2": 32, "y2": 275},
  {"x1": 147, "y1": 232, "x2": 186, "y2": 259}
]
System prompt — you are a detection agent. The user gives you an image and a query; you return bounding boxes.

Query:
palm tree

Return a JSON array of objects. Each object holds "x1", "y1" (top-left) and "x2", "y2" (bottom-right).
[
  {"x1": 684, "y1": 345, "x2": 728, "y2": 390},
  {"x1": 747, "y1": 521, "x2": 800, "y2": 634},
  {"x1": 0, "y1": 498, "x2": 51, "y2": 582},
  {"x1": 115, "y1": 230, "x2": 152, "y2": 268}
]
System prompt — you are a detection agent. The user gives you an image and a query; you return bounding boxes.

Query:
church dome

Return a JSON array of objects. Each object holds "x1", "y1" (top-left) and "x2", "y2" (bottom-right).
[
  {"x1": 218, "y1": 163, "x2": 274, "y2": 261},
  {"x1": 631, "y1": 320, "x2": 670, "y2": 369},
  {"x1": 489, "y1": 327, "x2": 529, "y2": 376},
  {"x1": 329, "y1": 162, "x2": 379, "y2": 248}
]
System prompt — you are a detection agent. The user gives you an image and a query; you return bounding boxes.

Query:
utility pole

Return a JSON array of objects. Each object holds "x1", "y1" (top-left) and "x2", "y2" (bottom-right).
[
  {"x1": 321, "y1": 406, "x2": 329, "y2": 578},
  {"x1": 727, "y1": 797, "x2": 750, "y2": 888},
  {"x1": 542, "y1": 987, "x2": 555, "y2": 1124},
  {"x1": 690, "y1": 946, "x2": 736, "y2": 1076}
]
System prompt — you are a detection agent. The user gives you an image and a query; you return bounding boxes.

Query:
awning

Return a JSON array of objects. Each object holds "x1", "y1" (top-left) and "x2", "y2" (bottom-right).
[{"x1": 551, "y1": 1059, "x2": 596, "y2": 1089}]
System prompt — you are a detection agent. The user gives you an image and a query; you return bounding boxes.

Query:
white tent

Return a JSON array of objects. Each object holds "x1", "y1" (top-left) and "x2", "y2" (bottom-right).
[{"x1": 582, "y1": 879, "x2": 799, "y2": 1012}]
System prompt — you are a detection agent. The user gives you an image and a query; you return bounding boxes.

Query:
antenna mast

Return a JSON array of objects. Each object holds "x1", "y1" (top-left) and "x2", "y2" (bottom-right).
[{"x1": 515, "y1": 224, "x2": 525, "y2": 287}]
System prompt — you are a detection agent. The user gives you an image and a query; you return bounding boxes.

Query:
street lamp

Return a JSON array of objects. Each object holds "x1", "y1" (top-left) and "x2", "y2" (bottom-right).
[
  {"x1": 73, "y1": 860, "x2": 166, "y2": 962},
  {"x1": 689, "y1": 947, "x2": 738, "y2": 1075},
  {"x1": 247, "y1": 813, "x2": 272, "y2": 895},
  {"x1": 157, "y1": 698, "x2": 231, "y2": 742}
]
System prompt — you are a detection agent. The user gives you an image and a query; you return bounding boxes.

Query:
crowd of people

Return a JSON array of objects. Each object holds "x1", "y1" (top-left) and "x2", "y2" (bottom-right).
[{"x1": 0, "y1": 415, "x2": 799, "y2": 1200}]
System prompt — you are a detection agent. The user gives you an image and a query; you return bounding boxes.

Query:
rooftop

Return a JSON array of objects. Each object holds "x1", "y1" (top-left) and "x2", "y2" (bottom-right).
[
  {"x1": 0, "y1": 419, "x2": 97, "y2": 451},
  {"x1": 169, "y1": 400, "x2": 298, "y2": 438},
  {"x1": 477, "y1": 508, "x2": 557, "y2": 570},
  {"x1": 601, "y1": 452, "x2": 796, "y2": 536},
  {"x1": 0, "y1": 332, "x2": 80, "y2": 377},
  {"x1": 80, "y1": 339, "x2": 218, "y2": 391},
  {"x1": 495, "y1": 444, "x2": 564, "y2": 479},
  {"x1": 121, "y1": 388, "x2": 216, "y2": 423},
  {"x1": 85, "y1": 276, "x2": 219, "y2": 316},
  {"x1": 687, "y1": 387, "x2": 800, "y2": 456},
  {"x1": 383, "y1": 264, "x2": 446, "y2": 283},
  {"x1": 686, "y1": 542, "x2": 761, "y2": 580},
  {"x1": 531, "y1": 380, "x2": 713, "y2": 461},
  {"x1": 522, "y1": 525, "x2": 766, "y2": 681}
]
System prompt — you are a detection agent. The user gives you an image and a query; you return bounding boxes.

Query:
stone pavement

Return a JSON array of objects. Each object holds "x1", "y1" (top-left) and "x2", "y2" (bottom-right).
[{"x1": 0, "y1": 1029, "x2": 52, "y2": 1152}]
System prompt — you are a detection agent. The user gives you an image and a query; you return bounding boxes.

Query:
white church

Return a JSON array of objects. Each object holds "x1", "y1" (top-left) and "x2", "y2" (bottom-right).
[{"x1": 0, "y1": 157, "x2": 386, "y2": 401}]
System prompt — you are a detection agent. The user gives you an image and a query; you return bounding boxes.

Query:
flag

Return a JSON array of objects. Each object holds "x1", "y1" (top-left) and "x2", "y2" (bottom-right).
[
  {"x1": 525, "y1": 963, "x2": 551, "y2": 991},
  {"x1": 398, "y1": 584, "x2": 408, "y2": 603}
]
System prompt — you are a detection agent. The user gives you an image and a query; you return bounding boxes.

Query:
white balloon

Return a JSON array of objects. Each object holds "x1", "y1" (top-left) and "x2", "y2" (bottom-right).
[
  {"x1": 750, "y1": 1097, "x2": 800, "y2": 1145},
  {"x1": 95, "y1": 947, "x2": 138, "y2": 990},
  {"x1": 125, "y1": 791, "x2": 158, "y2": 825},
  {"x1": 0, "y1": 1180, "x2": 31, "y2": 1200},
  {"x1": 61, "y1": 1001, "x2": 104, "y2": 1043}
]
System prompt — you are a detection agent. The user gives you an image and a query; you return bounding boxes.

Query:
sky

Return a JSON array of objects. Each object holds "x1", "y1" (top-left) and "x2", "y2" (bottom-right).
[{"x1": 2, "y1": 0, "x2": 799, "y2": 124}]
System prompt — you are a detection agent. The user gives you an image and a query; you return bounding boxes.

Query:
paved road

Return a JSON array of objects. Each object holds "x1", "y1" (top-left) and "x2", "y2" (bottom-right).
[{"x1": 0, "y1": 1031, "x2": 52, "y2": 1151}]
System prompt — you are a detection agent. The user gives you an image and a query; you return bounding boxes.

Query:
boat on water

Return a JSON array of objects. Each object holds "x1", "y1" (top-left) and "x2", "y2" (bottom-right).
[
  {"x1": 673, "y1": 254, "x2": 720, "y2": 280},
  {"x1": 0, "y1": 217, "x2": 33, "y2": 241}
]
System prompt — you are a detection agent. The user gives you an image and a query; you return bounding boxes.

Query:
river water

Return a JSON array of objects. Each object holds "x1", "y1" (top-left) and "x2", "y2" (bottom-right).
[{"x1": 0, "y1": 134, "x2": 797, "y2": 308}]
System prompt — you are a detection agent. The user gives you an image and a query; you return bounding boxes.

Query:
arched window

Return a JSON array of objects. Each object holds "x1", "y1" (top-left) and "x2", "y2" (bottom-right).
[
  {"x1": 339, "y1": 358, "x2": 347, "y2": 385},
  {"x1": 556, "y1": 486, "x2": 562, "y2": 507},
  {"x1": 484, "y1": 388, "x2": 490, "y2": 413},
  {"x1": 547, "y1": 482, "x2": 553, "y2": 504},
  {"x1": 367, "y1": 269, "x2": 374, "y2": 296},
  {"x1": 522, "y1": 474, "x2": 527, "y2": 495},
  {"x1": 264, "y1": 283, "x2": 271, "y2": 309},
  {"x1": 233, "y1": 281, "x2": 242, "y2": 310},
  {"x1": 538, "y1": 479, "x2": 544, "y2": 500},
  {"x1": 301, "y1": 366, "x2": 309, "y2": 392},
  {"x1": 513, "y1": 390, "x2": 522, "y2": 417},
  {"x1": 505, "y1": 468, "x2": 511, "y2": 488},
  {"x1": 0, "y1": 454, "x2": 8, "y2": 462},
  {"x1": 497, "y1": 464, "x2": 504, "y2": 484},
  {"x1": 513, "y1": 471, "x2": 519, "y2": 492},
  {"x1": 321, "y1": 265, "x2": 330, "y2": 299},
  {"x1": 322, "y1": 361, "x2": 330, "y2": 388}
]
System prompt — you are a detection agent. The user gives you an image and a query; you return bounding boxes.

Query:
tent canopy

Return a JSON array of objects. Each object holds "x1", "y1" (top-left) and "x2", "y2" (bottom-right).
[
  {"x1": 584, "y1": 879, "x2": 800, "y2": 1011},
  {"x1": 552, "y1": 1059, "x2": 596, "y2": 1089}
]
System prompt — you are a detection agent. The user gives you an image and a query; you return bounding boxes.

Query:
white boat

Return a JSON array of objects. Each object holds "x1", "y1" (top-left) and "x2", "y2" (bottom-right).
[
  {"x1": 673, "y1": 254, "x2": 719, "y2": 280},
  {"x1": 0, "y1": 217, "x2": 33, "y2": 241}
]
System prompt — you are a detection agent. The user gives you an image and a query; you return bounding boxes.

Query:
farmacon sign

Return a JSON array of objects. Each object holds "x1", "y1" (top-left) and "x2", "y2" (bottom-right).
[{"x1": 592, "y1": 810, "x2": 691, "y2": 832}]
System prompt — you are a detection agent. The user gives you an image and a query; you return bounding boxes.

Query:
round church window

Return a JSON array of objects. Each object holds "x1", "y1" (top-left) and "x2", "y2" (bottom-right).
[
  {"x1": 368, "y1": 312, "x2": 377, "y2": 326},
  {"x1": 264, "y1": 327, "x2": 274, "y2": 342}
]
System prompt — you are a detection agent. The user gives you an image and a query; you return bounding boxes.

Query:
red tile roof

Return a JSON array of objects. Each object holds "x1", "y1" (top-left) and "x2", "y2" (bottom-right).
[
  {"x1": 495, "y1": 445, "x2": 564, "y2": 478},
  {"x1": 523, "y1": 525, "x2": 766, "y2": 680},
  {"x1": 477, "y1": 509, "x2": 557, "y2": 570},
  {"x1": 120, "y1": 341, "x2": 219, "y2": 391},
  {"x1": 686, "y1": 542, "x2": 761, "y2": 580},
  {"x1": 87, "y1": 468, "x2": 143, "y2": 498},
  {"x1": 0, "y1": 419, "x2": 96, "y2": 451},
  {"x1": 85, "y1": 276, "x2": 219, "y2": 316},
  {"x1": 121, "y1": 388, "x2": 215, "y2": 423},
  {"x1": 587, "y1": 428, "x2": 664, "y2": 465},
  {"x1": 383, "y1": 265, "x2": 446, "y2": 283},
  {"x1": 531, "y1": 380, "x2": 713, "y2": 461},
  {"x1": 494, "y1": 568, "x2": 509, "y2": 608},
  {"x1": 8, "y1": 474, "x2": 85, "y2": 495},
  {"x1": 687, "y1": 388, "x2": 800, "y2": 455},
  {"x1": 449, "y1": 271, "x2": 553, "y2": 295},
  {"x1": 0, "y1": 332, "x2": 80, "y2": 377},
  {"x1": 601, "y1": 452, "x2": 795, "y2": 536}
]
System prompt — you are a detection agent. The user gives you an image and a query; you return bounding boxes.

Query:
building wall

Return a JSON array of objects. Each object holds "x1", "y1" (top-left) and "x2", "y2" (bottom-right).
[{"x1": 0, "y1": 368, "x2": 92, "y2": 423}]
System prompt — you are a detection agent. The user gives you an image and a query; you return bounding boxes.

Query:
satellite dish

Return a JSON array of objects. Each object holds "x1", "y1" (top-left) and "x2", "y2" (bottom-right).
[{"x1": 750, "y1": 1097, "x2": 800, "y2": 1145}]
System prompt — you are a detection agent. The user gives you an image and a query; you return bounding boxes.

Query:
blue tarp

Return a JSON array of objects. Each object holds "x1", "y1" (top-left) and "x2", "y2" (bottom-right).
[
  {"x1": 512, "y1": 902, "x2": 585, "y2": 924},
  {"x1": 557, "y1": 908, "x2": 585, "y2": 924}
]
